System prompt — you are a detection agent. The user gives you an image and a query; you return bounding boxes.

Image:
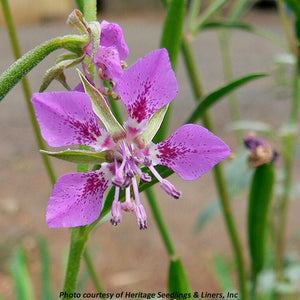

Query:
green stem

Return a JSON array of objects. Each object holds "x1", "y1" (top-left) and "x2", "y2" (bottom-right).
[
  {"x1": 145, "y1": 188, "x2": 176, "y2": 257},
  {"x1": 82, "y1": 0, "x2": 97, "y2": 23},
  {"x1": 0, "y1": 0, "x2": 57, "y2": 185},
  {"x1": 181, "y1": 35, "x2": 248, "y2": 299},
  {"x1": 63, "y1": 2, "x2": 101, "y2": 296},
  {"x1": 275, "y1": 53, "x2": 300, "y2": 281},
  {"x1": 0, "y1": 34, "x2": 88, "y2": 102},
  {"x1": 63, "y1": 227, "x2": 90, "y2": 297},
  {"x1": 83, "y1": 250, "x2": 105, "y2": 293}
]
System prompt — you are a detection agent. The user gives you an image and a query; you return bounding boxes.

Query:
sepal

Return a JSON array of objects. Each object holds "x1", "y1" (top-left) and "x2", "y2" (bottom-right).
[
  {"x1": 78, "y1": 69, "x2": 125, "y2": 135},
  {"x1": 39, "y1": 54, "x2": 84, "y2": 92},
  {"x1": 41, "y1": 149, "x2": 108, "y2": 165}
]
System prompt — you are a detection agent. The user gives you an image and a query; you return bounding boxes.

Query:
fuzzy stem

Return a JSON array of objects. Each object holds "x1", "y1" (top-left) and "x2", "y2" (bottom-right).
[
  {"x1": 181, "y1": 35, "x2": 248, "y2": 299},
  {"x1": 83, "y1": 0, "x2": 97, "y2": 23},
  {"x1": 0, "y1": 0, "x2": 57, "y2": 185},
  {"x1": 145, "y1": 188, "x2": 177, "y2": 257},
  {"x1": 0, "y1": 34, "x2": 88, "y2": 102}
]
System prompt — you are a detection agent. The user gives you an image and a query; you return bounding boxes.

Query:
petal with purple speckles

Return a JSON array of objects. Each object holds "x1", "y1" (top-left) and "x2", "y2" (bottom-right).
[
  {"x1": 94, "y1": 46, "x2": 124, "y2": 81},
  {"x1": 100, "y1": 20, "x2": 129, "y2": 60},
  {"x1": 46, "y1": 166, "x2": 112, "y2": 227},
  {"x1": 150, "y1": 124, "x2": 231, "y2": 180},
  {"x1": 116, "y1": 48, "x2": 178, "y2": 124},
  {"x1": 32, "y1": 91, "x2": 110, "y2": 150}
]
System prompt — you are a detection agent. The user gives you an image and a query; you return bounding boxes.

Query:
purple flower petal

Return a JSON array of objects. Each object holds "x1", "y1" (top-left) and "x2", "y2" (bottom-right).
[
  {"x1": 116, "y1": 48, "x2": 178, "y2": 123},
  {"x1": 100, "y1": 20, "x2": 129, "y2": 60},
  {"x1": 151, "y1": 124, "x2": 231, "y2": 180},
  {"x1": 32, "y1": 91, "x2": 109, "y2": 149},
  {"x1": 46, "y1": 167, "x2": 112, "y2": 227},
  {"x1": 94, "y1": 46, "x2": 124, "y2": 81}
]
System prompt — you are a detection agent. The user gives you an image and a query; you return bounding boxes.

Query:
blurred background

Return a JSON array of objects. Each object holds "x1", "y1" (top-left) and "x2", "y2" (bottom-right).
[{"x1": 2, "y1": 0, "x2": 300, "y2": 299}]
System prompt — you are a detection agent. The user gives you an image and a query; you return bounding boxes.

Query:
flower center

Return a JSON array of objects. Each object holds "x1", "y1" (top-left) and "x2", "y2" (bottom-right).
[{"x1": 110, "y1": 135, "x2": 181, "y2": 230}]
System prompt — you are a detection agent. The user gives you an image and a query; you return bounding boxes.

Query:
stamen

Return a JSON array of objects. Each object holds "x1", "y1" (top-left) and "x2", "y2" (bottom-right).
[
  {"x1": 132, "y1": 176, "x2": 148, "y2": 229},
  {"x1": 160, "y1": 179, "x2": 182, "y2": 199},
  {"x1": 121, "y1": 187, "x2": 135, "y2": 212},
  {"x1": 110, "y1": 187, "x2": 122, "y2": 226},
  {"x1": 149, "y1": 165, "x2": 182, "y2": 199},
  {"x1": 135, "y1": 204, "x2": 148, "y2": 230}
]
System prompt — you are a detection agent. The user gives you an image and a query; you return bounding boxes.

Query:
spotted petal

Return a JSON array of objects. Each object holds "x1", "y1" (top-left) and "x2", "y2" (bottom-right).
[
  {"x1": 32, "y1": 91, "x2": 111, "y2": 150},
  {"x1": 150, "y1": 124, "x2": 231, "y2": 180},
  {"x1": 46, "y1": 166, "x2": 112, "y2": 227},
  {"x1": 116, "y1": 48, "x2": 178, "y2": 124},
  {"x1": 100, "y1": 20, "x2": 129, "y2": 60},
  {"x1": 93, "y1": 46, "x2": 124, "y2": 81}
]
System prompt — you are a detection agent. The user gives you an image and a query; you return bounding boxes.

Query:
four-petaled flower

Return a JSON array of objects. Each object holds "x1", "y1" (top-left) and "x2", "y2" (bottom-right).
[{"x1": 32, "y1": 48, "x2": 231, "y2": 229}]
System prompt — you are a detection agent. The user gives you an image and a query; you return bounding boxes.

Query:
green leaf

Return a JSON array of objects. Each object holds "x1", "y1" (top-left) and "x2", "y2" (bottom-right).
[
  {"x1": 10, "y1": 248, "x2": 35, "y2": 300},
  {"x1": 41, "y1": 149, "x2": 107, "y2": 165},
  {"x1": 160, "y1": 0, "x2": 187, "y2": 71},
  {"x1": 283, "y1": 0, "x2": 300, "y2": 17},
  {"x1": 168, "y1": 257, "x2": 194, "y2": 299},
  {"x1": 248, "y1": 163, "x2": 275, "y2": 278},
  {"x1": 140, "y1": 105, "x2": 168, "y2": 144},
  {"x1": 187, "y1": 73, "x2": 267, "y2": 123},
  {"x1": 39, "y1": 55, "x2": 84, "y2": 92},
  {"x1": 78, "y1": 70, "x2": 125, "y2": 134},
  {"x1": 201, "y1": 22, "x2": 286, "y2": 48},
  {"x1": 156, "y1": 0, "x2": 187, "y2": 143},
  {"x1": 228, "y1": 120, "x2": 275, "y2": 134},
  {"x1": 39, "y1": 238, "x2": 54, "y2": 300},
  {"x1": 214, "y1": 253, "x2": 233, "y2": 292}
]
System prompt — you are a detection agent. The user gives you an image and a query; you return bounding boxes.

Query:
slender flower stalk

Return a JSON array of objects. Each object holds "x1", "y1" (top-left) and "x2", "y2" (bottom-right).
[{"x1": 181, "y1": 34, "x2": 248, "y2": 299}]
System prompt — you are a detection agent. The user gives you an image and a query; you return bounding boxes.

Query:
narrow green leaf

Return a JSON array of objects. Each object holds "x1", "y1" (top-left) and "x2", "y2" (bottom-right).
[
  {"x1": 155, "y1": 0, "x2": 187, "y2": 143},
  {"x1": 283, "y1": 0, "x2": 300, "y2": 17},
  {"x1": 228, "y1": 120, "x2": 275, "y2": 134},
  {"x1": 201, "y1": 22, "x2": 286, "y2": 48},
  {"x1": 195, "y1": 0, "x2": 227, "y2": 32},
  {"x1": 160, "y1": 0, "x2": 187, "y2": 70},
  {"x1": 248, "y1": 163, "x2": 275, "y2": 278},
  {"x1": 39, "y1": 56, "x2": 84, "y2": 92},
  {"x1": 214, "y1": 253, "x2": 233, "y2": 292},
  {"x1": 10, "y1": 248, "x2": 35, "y2": 300},
  {"x1": 168, "y1": 257, "x2": 194, "y2": 299},
  {"x1": 140, "y1": 105, "x2": 168, "y2": 145},
  {"x1": 41, "y1": 149, "x2": 107, "y2": 165},
  {"x1": 39, "y1": 238, "x2": 54, "y2": 300},
  {"x1": 187, "y1": 73, "x2": 267, "y2": 123},
  {"x1": 78, "y1": 70, "x2": 125, "y2": 134}
]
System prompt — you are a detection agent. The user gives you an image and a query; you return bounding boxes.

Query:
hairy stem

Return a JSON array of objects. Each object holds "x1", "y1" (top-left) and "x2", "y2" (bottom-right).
[{"x1": 0, "y1": 34, "x2": 87, "y2": 102}]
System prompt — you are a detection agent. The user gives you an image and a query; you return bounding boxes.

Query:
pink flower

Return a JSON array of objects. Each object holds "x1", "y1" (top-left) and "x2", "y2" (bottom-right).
[
  {"x1": 32, "y1": 49, "x2": 230, "y2": 229},
  {"x1": 84, "y1": 20, "x2": 129, "y2": 81}
]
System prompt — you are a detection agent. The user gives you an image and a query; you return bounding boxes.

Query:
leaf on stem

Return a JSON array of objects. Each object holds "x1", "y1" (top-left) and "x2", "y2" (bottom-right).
[
  {"x1": 168, "y1": 257, "x2": 194, "y2": 298},
  {"x1": 187, "y1": 73, "x2": 267, "y2": 123},
  {"x1": 41, "y1": 149, "x2": 108, "y2": 165}
]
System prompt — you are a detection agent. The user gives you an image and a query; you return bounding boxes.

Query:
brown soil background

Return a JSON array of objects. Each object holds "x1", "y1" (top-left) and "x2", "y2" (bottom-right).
[{"x1": 1, "y1": 6, "x2": 300, "y2": 299}]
